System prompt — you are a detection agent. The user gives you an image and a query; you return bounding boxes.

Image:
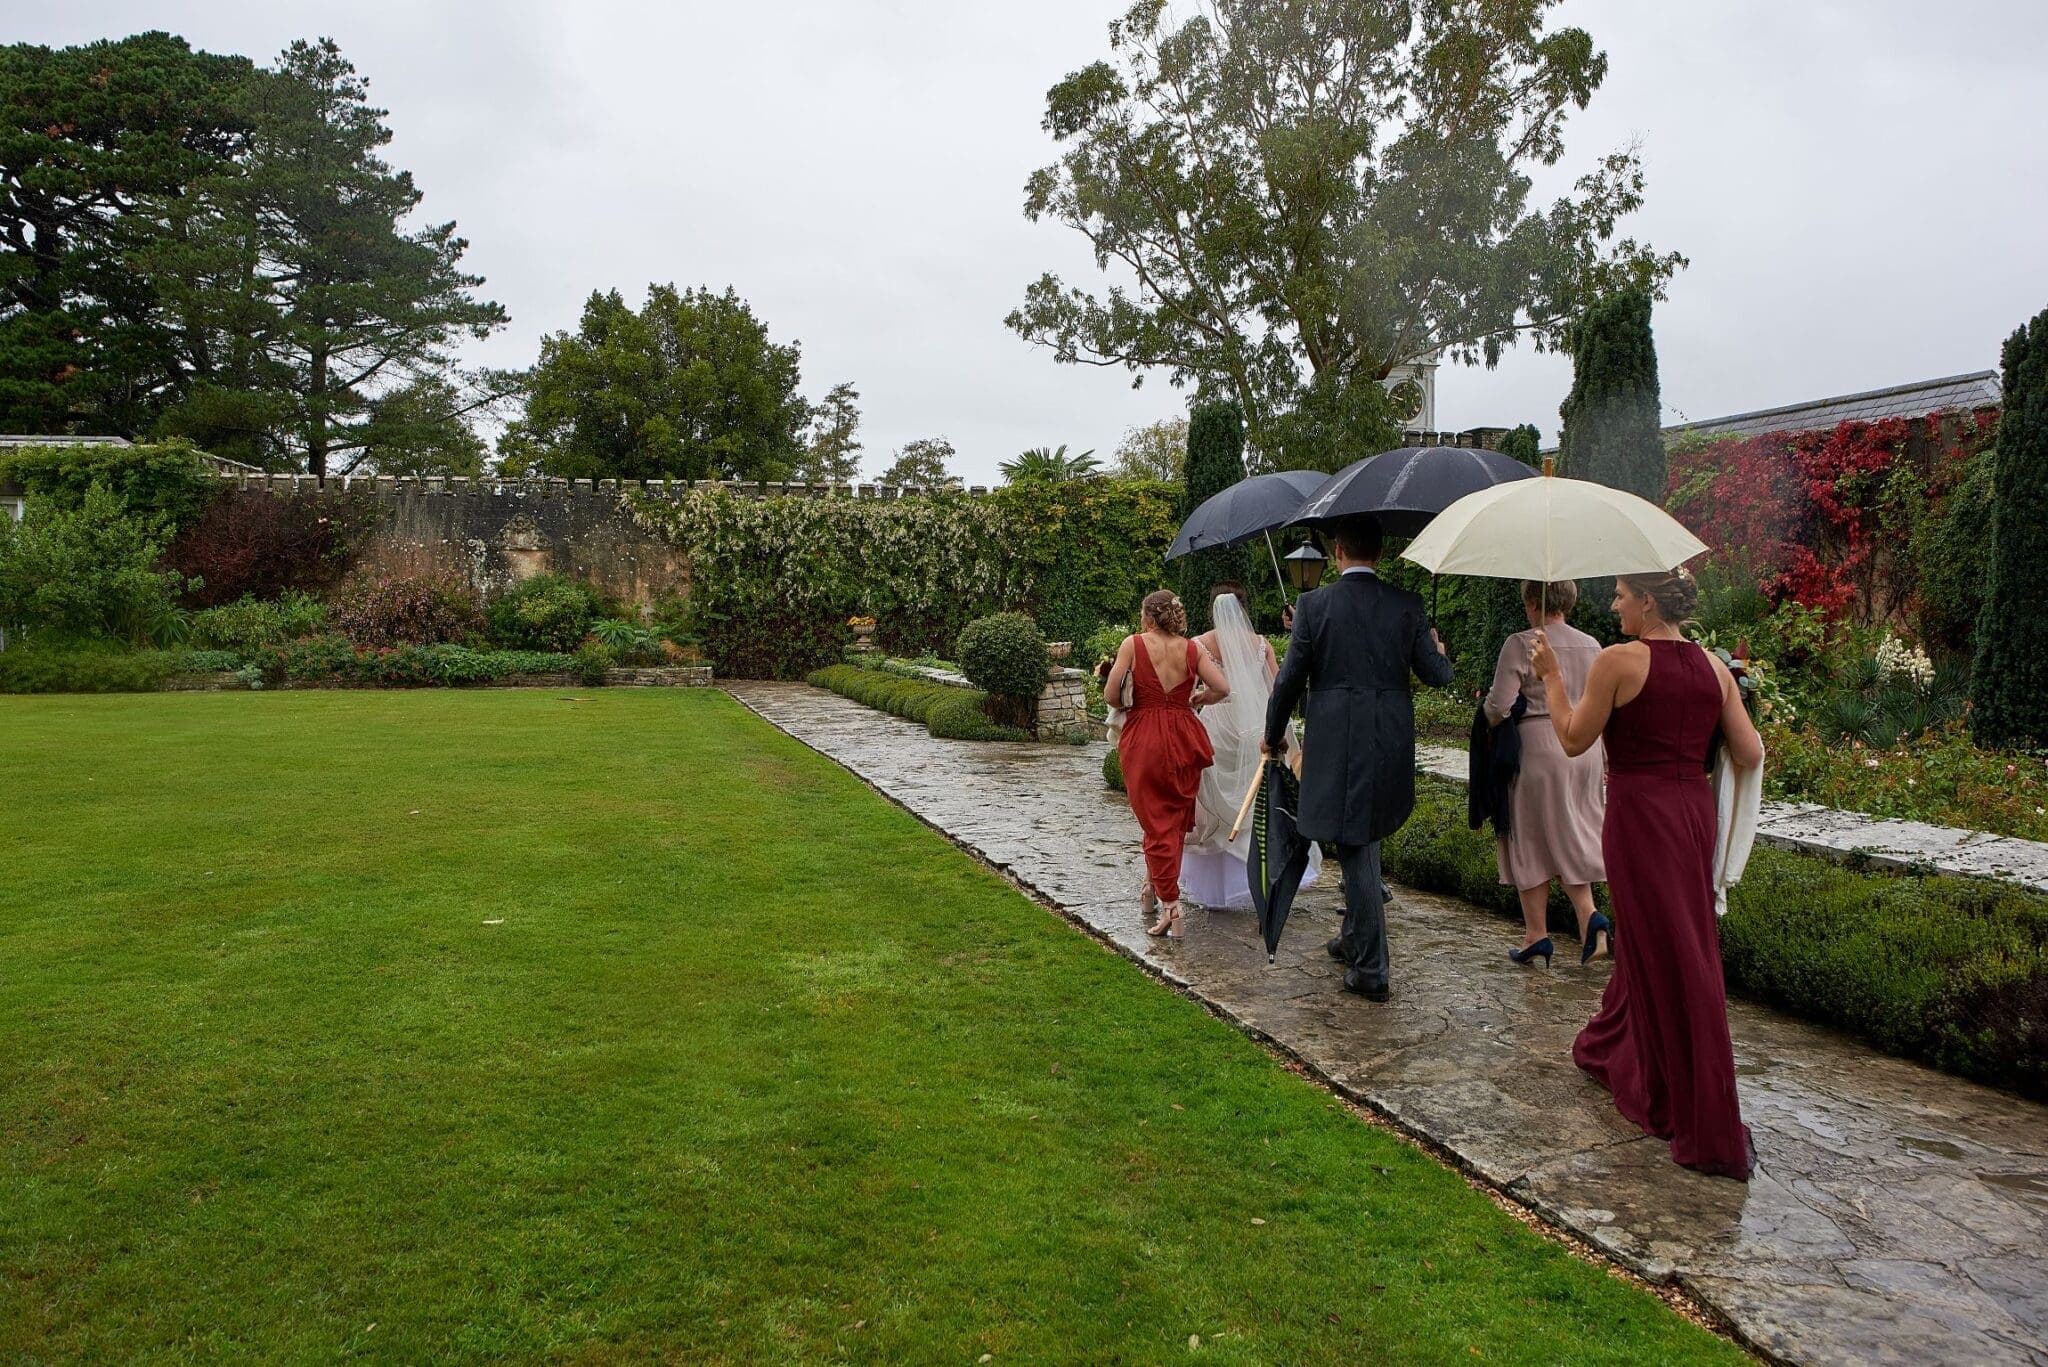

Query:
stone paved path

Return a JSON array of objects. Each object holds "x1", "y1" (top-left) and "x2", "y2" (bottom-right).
[{"x1": 727, "y1": 683, "x2": 2048, "y2": 1367}]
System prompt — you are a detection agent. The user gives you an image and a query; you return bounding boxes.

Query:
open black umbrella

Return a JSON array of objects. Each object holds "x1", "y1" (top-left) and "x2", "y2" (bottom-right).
[
  {"x1": 1289, "y1": 446, "x2": 1536, "y2": 536},
  {"x1": 1246, "y1": 758, "x2": 1313, "y2": 964},
  {"x1": 1166, "y1": 470, "x2": 1327, "y2": 603}
]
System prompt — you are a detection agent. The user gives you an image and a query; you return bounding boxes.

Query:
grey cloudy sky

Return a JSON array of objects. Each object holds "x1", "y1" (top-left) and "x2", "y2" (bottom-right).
[{"x1": 29, "y1": 2, "x2": 2048, "y2": 482}]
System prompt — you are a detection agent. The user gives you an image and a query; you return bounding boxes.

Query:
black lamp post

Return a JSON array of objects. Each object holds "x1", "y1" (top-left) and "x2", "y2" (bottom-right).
[{"x1": 1284, "y1": 542, "x2": 1327, "y2": 594}]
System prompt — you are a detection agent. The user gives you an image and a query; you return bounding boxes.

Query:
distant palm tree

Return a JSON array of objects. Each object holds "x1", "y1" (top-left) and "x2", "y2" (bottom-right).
[{"x1": 1001, "y1": 444, "x2": 1102, "y2": 483}]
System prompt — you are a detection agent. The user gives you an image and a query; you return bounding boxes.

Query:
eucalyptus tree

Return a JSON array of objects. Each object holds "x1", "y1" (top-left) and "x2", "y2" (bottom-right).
[{"x1": 1007, "y1": 0, "x2": 1681, "y2": 459}]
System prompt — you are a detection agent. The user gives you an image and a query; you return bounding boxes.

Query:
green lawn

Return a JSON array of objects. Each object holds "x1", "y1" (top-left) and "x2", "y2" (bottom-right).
[{"x1": 1, "y1": 690, "x2": 1741, "y2": 1363}]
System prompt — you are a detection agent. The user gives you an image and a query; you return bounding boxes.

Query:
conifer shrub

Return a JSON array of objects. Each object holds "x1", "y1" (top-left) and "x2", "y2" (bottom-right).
[
  {"x1": 1176, "y1": 401, "x2": 1251, "y2": 632},
  {"x1": 1972, "y1": 305, "x2": 2048, "y2": 746}
]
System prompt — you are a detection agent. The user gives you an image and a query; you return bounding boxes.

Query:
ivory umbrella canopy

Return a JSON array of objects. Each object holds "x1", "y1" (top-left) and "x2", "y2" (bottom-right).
[{"x1": 1401, "y1": 467, "x2": 1709, "y2": 583}]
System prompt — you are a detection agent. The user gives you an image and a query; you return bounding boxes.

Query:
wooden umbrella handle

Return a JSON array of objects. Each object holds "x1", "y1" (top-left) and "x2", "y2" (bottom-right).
[{"x1": 1227, "y1": 762, "x2": 1267, "y2": 842}]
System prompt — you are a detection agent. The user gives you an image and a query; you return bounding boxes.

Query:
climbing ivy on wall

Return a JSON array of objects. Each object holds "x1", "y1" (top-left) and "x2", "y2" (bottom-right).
[{"x1": 631, "y1": 480, "x2": 1180, "y2": 679}]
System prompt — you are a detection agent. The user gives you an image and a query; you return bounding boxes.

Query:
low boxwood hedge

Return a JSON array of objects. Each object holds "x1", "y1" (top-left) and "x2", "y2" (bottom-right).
[
  {"x1": 808, "y1": 663, "x2": 1028, "y2": 742},
  {"x1": 1382, "y1": 775, "x2": 2048, "y2": 1099}
]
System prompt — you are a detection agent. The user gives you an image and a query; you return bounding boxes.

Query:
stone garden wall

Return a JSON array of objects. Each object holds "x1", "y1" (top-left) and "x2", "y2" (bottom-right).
[{"x1": 218, "y1": 472, "x2": 994, "y2": 610}]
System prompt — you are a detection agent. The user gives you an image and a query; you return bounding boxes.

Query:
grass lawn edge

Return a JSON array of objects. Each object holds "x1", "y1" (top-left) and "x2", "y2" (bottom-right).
[{"x1": 721, "y1": 687, "x2": 1751, "y2": 1357}]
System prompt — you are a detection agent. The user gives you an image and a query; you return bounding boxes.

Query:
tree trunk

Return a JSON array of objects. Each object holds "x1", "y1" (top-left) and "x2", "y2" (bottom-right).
[{"x1": 307, "y1": 345, "x2": 329, "y2": 480}]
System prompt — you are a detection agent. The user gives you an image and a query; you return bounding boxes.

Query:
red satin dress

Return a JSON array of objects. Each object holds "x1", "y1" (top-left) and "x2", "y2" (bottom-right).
[
  {"x1": 1573, "y1": 640, "x2": 1754, "y2": 1180},
  {"x1": 1119, "y1": 637, "x2": 1216, "y2": 903}
]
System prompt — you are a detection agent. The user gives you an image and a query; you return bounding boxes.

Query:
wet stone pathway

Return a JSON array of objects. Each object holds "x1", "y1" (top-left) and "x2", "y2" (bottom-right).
[{"x1": 727, "y1": 683, "x2": 2048, "y2": 1367}]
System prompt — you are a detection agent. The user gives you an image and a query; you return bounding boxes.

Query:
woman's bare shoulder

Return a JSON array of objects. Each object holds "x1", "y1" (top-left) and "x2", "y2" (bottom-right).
[{"x1": 1595, "y1": 640, "x2": 1651, "y2": 671}]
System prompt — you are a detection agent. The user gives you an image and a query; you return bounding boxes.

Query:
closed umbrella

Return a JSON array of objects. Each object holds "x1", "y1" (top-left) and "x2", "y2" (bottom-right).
[
  {"x1": 1243, "y1": 759, "x2": 1313, "y2": 964},
  {"x1": 1166, "y1": 469, "x2": 1327, "y2": 602},
  {"x1": 1290, "y1": 446, "x2": 1537, "y2": 536}
]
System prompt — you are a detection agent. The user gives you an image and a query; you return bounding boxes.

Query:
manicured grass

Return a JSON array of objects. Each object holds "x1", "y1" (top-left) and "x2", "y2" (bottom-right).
[{"x1": 1, "y1": 691, "x2": 1742, "y2": 1363}]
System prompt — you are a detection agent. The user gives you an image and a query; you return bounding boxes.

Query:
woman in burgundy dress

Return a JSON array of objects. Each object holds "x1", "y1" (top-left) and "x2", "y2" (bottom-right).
[
  {"x1": 1104, "y1": 590, "x2": 1229, "y2": 937},
  {"x1": 1531, "y1": 569, "x2": 1763, "y2": 1180}
]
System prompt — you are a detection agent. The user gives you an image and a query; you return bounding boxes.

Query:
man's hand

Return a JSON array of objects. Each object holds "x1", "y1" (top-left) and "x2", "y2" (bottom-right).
[
  {"x1": 1281, "y1": 603, "x2": 1295, "y2": 631},
  {"x1": 1431, "y1": 627, "x2": 1447, "y2": 658}
]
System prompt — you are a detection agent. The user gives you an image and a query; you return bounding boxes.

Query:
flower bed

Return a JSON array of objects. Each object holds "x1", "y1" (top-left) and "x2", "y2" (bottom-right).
[
  {"x1": 1764, "y1": 721, "x2": 2048, "y2": 842},
  {"x1": 1382, "y1": 776, "x2": 2047, "y2": 1100}
]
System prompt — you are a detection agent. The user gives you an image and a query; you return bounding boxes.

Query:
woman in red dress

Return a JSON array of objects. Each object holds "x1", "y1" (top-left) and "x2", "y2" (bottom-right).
[
  {"x1": 1531, "y1": 568, "x2": 1763, "y2": 1180},
  {"x1": 1105, "y1": 590, "x2": 1230, "y2": 937}
]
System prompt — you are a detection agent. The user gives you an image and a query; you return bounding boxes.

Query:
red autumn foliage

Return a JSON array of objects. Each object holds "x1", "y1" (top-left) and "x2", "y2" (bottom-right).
[
  {"x1": 166, "y1": 489, "x2": 380, "y2": 607},
  {"x1": 1668, "y1": 409, "x2": 1998, "y2": 624}
]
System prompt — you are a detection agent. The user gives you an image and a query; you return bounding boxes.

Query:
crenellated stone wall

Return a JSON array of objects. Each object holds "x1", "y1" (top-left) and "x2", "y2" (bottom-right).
[{"x1": 216, "y1": 472, "x2": 994, "y2": 611}]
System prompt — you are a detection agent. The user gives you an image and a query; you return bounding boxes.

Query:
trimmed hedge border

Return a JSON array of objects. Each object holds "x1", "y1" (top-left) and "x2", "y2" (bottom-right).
[
  {"x1": 1382, "y1": 775, "x2": 2047, "y2": 1100},
  {"x1": 807, "y1": 663, "x2": 1028, "y2": 742}
]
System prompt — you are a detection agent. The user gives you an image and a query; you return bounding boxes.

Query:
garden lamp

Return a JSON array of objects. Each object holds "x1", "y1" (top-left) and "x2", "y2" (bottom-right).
[{"x1": 1284, "y1": 542, "x2": 1326, "y2": 594}]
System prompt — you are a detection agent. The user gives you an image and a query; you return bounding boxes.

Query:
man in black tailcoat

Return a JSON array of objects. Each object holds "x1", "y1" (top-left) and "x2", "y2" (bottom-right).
[{"x1": 1264, "y1": 515, "x2": 1453, "y2": 1000}]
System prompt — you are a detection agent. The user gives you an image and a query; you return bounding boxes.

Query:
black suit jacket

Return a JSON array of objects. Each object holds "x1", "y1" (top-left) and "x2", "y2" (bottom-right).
[{"x1": 1265, "y1": 570, "x2": 1455, "y2": 846}]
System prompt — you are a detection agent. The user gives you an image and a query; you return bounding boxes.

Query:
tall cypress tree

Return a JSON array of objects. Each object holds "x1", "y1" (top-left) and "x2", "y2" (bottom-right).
[
  {"x1": 1178, "y1": 399, "x2": 1251, "y2": 632},
  {"x1": 1971, "y1": 306, "x2": 2048, "y2": 746},
  {"x1": 1559, "y1": 287, "x2": 1664, "y2": 501},
  {"x1": 1559, "y1": 288, "x2": 1664, "y2": 639}
]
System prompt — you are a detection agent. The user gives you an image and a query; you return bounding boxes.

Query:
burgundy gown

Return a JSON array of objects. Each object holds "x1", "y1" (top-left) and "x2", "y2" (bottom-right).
[
  {"x1": 1119, "y1": 638, "x2": 1215, "y2": 903},
  {"x1": 1572, "y1": 639, "x2": 1754, "y2": 1180}
]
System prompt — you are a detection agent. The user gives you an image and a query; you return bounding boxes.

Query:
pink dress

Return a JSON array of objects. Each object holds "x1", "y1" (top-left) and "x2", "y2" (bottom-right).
[{"x1": 1486, "y1": 625, "x2": 1606, "y2": 889}]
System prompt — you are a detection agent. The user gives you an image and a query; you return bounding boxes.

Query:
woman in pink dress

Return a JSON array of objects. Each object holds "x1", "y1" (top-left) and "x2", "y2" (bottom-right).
[
  {"x1": 1531, "y1": 568, "x2": 1763, "y2": 1180},
  {"x1": 1485, "y1": 579, "x2": 1609, "y2": 966},
  {"x1": 1104, "y1": 590, "x2": 1230, "y2": 938}
]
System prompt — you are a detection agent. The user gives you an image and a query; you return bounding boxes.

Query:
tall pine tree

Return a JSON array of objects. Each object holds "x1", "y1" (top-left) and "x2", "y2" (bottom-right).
[
  {"x1": 0, "y1": 33, "x2": 253, "y2": 436},
  {"x1": 1178, "y1": 399, "x2": 1251, "y2": 632},
  {"x1": 1971, "y1": 306, "x2": 2048, "y2": 746},
  {"x1": 227, "y1": 39, "x2": 506, "y2": 476},
  {"x1": 1559, "y1": 288, "x2": 1664, "y2": 638}
]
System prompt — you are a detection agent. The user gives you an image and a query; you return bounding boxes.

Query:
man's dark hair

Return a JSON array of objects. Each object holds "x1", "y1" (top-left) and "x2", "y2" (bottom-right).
[{"x1": 1330, "y1": 515, "x2": 1383, "y2": 562}]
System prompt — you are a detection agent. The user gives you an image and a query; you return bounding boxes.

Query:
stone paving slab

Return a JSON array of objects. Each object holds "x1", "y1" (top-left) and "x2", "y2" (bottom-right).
[
  {"x1": 1422, "y1": 744, "x2": 2048, "y2": 894},
  {"x1": 729, "y1": 682, "x2": 2048, "y2": 1366}
]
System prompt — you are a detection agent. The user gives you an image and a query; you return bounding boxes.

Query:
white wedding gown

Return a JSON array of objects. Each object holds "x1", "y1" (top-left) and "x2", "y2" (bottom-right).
[{"x1": 1181, "y1": 595, "x2": 1320, "y2": 908}]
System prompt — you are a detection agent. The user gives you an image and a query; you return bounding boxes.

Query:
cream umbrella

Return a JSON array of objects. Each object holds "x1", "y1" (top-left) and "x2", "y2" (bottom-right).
[{"x1": 1401, "y1": 459, "x2": 1707, "y2": 590}]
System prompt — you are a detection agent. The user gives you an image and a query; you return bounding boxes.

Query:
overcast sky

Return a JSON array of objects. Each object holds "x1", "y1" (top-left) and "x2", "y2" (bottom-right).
[{"x1": 28, "y1": 2, "x2": 2048, "y2": 483}]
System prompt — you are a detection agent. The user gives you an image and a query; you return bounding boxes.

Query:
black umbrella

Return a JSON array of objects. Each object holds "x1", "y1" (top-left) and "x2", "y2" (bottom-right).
[
  {"x1": 1167, "y1": 470, "x2": 1327, "y2": 557},
  {"x1": 1247, "y1": 758, "x2": 1314, "y2": 964},
  {"x1": 1167, "y1": 469, "x2": 1326, "y2": 604},
  {"x1": 1289, "y1": 446, "x2": 1536, "y2": 536}
]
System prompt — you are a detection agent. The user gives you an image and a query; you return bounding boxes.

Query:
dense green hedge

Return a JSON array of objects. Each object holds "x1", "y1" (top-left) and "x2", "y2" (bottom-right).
[
  {"x1": 807, "y1": 664, "x2": 1028, "y2": 742},
  {"x1": 0, "y1": 647, "x2": 194, "y2": 693},
  {"x1": 1382, "y1": 776, "x2": 2047, "y2": 1099},
  {"x1": 633, "y1": 481, "x2": 1179, "y2": 680},
  {"x1": 0, "y1": 439, "x2": 218, "y2": 530}
]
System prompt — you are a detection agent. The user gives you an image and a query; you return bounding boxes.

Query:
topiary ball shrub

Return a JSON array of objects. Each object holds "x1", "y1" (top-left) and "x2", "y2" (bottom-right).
[
  {"x1": 957, "y1": 611, "x2": 1049, "y2": 729},
  {"x1": 1102, "y1": 748, "x2": 1124, "y2": 792},
  {"x1": 488, "y1": 574, "x2": 602, "y2": 652}
]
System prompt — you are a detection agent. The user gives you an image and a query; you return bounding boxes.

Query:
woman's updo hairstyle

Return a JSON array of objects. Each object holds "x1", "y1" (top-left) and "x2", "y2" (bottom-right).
[
  {"x1": 1208, "y1": 580, "x2": 1249, "y2": 613},
  {"x1": 1142, "y1": 589, "x2": 1189, "y2": 636},
  {"x1": 1618, "y1": 566, "x2": 1700, "y2": 625}
]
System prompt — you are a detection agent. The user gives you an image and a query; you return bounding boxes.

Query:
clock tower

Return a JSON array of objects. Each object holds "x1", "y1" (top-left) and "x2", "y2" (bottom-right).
[{"x1": 1382, "y1": 358, "x2": 1438, "y2": 434}]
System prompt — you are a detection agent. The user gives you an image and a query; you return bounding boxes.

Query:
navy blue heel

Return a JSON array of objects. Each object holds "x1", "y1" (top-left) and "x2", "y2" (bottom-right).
[
  {"x1": 1509, "y1": 936, "x2": 1554, "y2": 967},
  {"x1": 1581, "y1": 912, "x2": 1612, "y2": 964}
]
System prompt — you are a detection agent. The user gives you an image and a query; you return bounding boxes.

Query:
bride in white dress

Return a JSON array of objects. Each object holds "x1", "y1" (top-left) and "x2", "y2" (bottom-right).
[{"x1": 1182, "y1": 584, "x2": 1320, "y2": 908}]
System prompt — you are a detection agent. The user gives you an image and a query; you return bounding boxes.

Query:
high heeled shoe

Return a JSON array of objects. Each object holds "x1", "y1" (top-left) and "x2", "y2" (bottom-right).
[
  {"x1": 1581, "y1": 912, "x2": 1612, "y2": 965},
  {"x1": 1147, "y1": 901, "x2": 1184, "y2": 938},
  {"x1": 1509, "y1": 936, "x2": 1554, "y2": 967}
]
